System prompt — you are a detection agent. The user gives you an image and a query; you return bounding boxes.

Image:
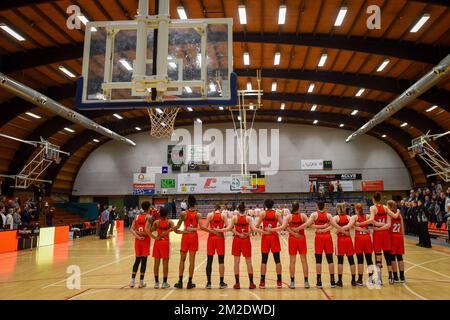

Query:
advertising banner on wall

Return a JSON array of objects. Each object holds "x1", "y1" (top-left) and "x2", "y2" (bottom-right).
[
  {"x1": 133, "y1": 166, "x2": 167, "y2": 195},
  {"x1": 309, "y1": 173, "x2": 362, "y2": 181},
  {"x1": 301, "y1": 159, "x2": 323, "y2": 170},
  {"x1": 361, "y1": 180, "x2": 384, "y2": 191},
  {"x1": 133, "y1": 173, "x2": 156, "y2": 195},
  {"x1": 177, "y1": 174, "x2": 243, "y2": 194},
  {"x1": 177, "y1": 173, "x2": 200, "y2": 193},
  {"x1": 339, "y1": 180, "x2": 354, "y2": 192}
]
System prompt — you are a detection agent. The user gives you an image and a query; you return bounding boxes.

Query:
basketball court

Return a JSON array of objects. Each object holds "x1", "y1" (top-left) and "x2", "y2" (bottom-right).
[
  {"x1": 0, "y1": 0, "x2": 449, "y2": 305},
  {"x1": 0, "y1": 227, "x2": 449, "y2": 300}
]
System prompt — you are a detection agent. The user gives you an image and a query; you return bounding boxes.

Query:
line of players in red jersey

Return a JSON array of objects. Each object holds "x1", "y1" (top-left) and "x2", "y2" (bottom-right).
[{"x1": 129, "y1": 193, "x2": 406, "y2": 290}]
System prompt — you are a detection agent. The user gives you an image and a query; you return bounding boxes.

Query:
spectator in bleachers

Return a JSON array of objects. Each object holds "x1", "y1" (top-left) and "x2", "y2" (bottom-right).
[
  {"x1": 22, "y1": 204, "x2": 31, "y2": 226},
  {"x1": 318, "y1": 184, "x2": 326, "y2": 203},
  {"x1": 180, "y1": 199, "x2": 187, "y2": 213},
  {"x1": 445, "y1": 192, "x2": 450, "y2": 223},
  {"x1": 170, "y1": 200, "x2": 177, "y2": 218},
  {"x1": 309, "y1": 181, "x2": 316, "y2": 201},
  {"x1": 0, "y1": 203, "x2": 5, "y2": 230},
  {"x1": 336, "y1": 181, "x2": 343, "y2": 202},
  {"x1": 13, "y1": 207, "x2": 21, "y2": 229},
  {"x1": 328, "y1": 182, "x2": 335, "y2": 204},
  {"x1": 437, "y1": 192, "x2": 447, "y2": 226},
  {"x1": 416, "y1": 200, "x2": 431, "y2": 248},
  {"x1": 5, "y1": 208, "x2": 13, "y2": 230},
  {"x1": 46, "y1": 206, "x2": 55, "y2": 227},
  {"x1": 435, "y1": 181, "x2": 443, "y2": 195}
]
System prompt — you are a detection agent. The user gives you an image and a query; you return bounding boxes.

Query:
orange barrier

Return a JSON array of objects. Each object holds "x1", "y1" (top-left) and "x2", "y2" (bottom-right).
[
  {"x1": 0, "y1": 230, "x2": 19, "y2": 254},
  {"x1": 54, "y1": 226, "x2": 70, "y2": 244},
  {"x1": 116, "y1": 220, "x2": 124, "y2": 233},
  {"x1": 428, "y1": 222, "x2": 448, "y2": 236}
]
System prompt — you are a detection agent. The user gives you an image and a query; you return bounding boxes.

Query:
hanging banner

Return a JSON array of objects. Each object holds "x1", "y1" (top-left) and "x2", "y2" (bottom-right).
[{"x1": 362, "y1": 180, "x2": 384, "y2": 191}]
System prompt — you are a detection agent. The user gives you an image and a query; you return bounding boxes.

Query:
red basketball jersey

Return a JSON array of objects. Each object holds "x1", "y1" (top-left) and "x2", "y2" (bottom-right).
[
  {"x1": 289, "y1": 213, "x2": 305, "y2": 236},
  {"x1": 356, "y1": 214, "x2": 370, "y2": 236},
  {"x1": 150, "y1": 208, "x2": 160, "y2": 221},
  {"x1": 135, "y1": 214, "x2": 149, "y2": 240},
  {"x1": 336, "y1": 214, "x2": 350, "y2": 237},
  {"x1": 390, "y1": 216, "x2": 403, "y2": 234},
  {"x1": 235, "y1": 214, "x2": 249, "y2": 233},
  {"x1": 315, "y1": 211, "x2": 330, "y2": 235},
  {"x1": 157, "y1": 218, "x2": 170, "y2": 241},
  {"x1": 374, "y1": 204, "x2": 387, "y2": 225},
  {"x1": 210, "y1": 211, "x2": 224, "y2": 229},
  {"x1": 184, "y1": 210, "x2": 198, "y2": 229},
  {"x1": 263, "y1": 210, "x2": 277, "y2": 230}
]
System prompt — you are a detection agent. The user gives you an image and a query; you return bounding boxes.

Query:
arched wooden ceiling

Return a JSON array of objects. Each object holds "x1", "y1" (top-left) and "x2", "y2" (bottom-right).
[{"x1": 0, "y1": 0, "x2": 449, "y2": 195}]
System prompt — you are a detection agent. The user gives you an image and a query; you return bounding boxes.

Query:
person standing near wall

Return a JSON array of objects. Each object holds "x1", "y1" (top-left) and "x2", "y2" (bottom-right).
[
  {"x1": 99, "y1": 206, "x2": 111, "y2": 239},
  {"x1": 0, "y1": 203, "x2": 5, "y2": 230},
  {"x1": 13, "y1": 207, "x2": 22, "y2": 229},
  {"x1": 43, "y1": 202, "x2": 50, "y2": 226},
  {"x1": 5, "y1": 208, "x2": 14, "y2": 230},
  {"x1": 180, "y1": 199, "x2": 187, "y2": 213},
  {"x1": 108, "y1": 206, "x2": 117, "y2": 237},
  {"x1": 127, "y1": 207, "x2": 135, "y2": 228},
  {"x1": 416, "y1": 200, "x2": 431, "y2": 248}
]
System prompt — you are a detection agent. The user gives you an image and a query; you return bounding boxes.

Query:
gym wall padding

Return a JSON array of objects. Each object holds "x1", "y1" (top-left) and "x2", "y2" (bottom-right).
[
  {"x1": 0, "y1": 230, "x2": 19, "y2": 254},
  {"x1": 54, "y1": 226, "x2": 70, "y2": 244},
  {"x1": 38, "y1": 227, "x2": 55, "y2": 247}
]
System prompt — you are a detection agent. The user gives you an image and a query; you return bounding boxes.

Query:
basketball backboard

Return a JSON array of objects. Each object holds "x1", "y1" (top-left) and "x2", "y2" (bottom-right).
[{"x1": 76, "y1": 1, "x2": 237, "y2": 110}]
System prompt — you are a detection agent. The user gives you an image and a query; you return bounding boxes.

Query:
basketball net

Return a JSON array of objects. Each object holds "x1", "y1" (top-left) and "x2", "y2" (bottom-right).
[{"x1": 147, "y1": 107, "x2": 179, "y2": 138}]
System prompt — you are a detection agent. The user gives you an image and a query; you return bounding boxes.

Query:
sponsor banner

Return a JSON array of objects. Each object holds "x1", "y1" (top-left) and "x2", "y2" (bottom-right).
[
  {"x1": 177, "y1": 174, "x2": 238, "y2": 194},
  {"x1": 201, "y1": 177, "x2": 233, "y2": 193},
  {"x1": 168, "y1": 145, "x2": 185, "y2": 171},
  {"x1": 309, "y1": 173, "x2": 362, "y2": 181},
  {"x1": 133, "y1": 171, "x2": 160, "y2": 195},
  {"x1": 301, "y1": 159, "x2": 323, "y2": 170},
  {"x1": 337, "y1": 173, "x2": 362, "y2": 180},
  {"x1": 340, "y1": 180, "x2": 354, "y2": 192},
  {"x1": 361, "y1": 180, "x2": 384, "y2": 191},
  {"x1": 161, "y1": 179, "x2": 175, "y2": 189},
  {"x1": 177, "y1": 173, "x2": 200, "y2": 193},
  {"x1": 187, "y1": 163, "x2": 210, "y2": 172}
]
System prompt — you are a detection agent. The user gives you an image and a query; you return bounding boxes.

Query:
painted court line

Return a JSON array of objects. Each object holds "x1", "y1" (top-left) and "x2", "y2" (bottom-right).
[
  {"x1": 42, "y1": 253, "x2": 134, "y2": 289},
  {"x1": 403, "y1": 256, "x2": 450, "y2": 300},
  {"x1": 161, "y1": 233, "x2": 228, "y2": 300}
]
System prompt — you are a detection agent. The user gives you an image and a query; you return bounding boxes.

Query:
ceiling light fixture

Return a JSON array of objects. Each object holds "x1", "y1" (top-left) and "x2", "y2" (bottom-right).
[
  {"x1": 334, "y1": 7, "x2": 348, "y2": 26},
  {"x1": 274, "y1": 52, "x2": 281, "y2": 65},
  {"x1": 410, "y1": 14, "x2": 431, "y2": 33},
  {"x1": 177, "y1": 6, "x2": 187, "y2": 20},
  {"x1": 0, "y1": 23, "x2": 25, "y2": 41},
  {"x1": 318, "y1": 54, "x2": 328, "y2": 67},
  {"x1": 377, "y1": 59, "x2": 390, "y2": 72},
  {"x1": 238, "y1": 5, "x2": 247, "y2": 24},
  {"x1": 25, "y1": 112, "x2": 41, "y2": 119},
  {"x1": 278, "y1": 5, "x2": 287, "y2": 24}
]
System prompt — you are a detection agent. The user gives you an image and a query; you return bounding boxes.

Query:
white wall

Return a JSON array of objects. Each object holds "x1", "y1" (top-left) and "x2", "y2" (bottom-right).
[{"x1": 72, "y1": 123, "x2": 411, "y2": 195}]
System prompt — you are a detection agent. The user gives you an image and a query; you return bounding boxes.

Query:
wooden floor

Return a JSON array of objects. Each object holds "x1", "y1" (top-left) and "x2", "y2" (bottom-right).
[{"x1": 0, "y1": 229, "x2": 449, "y2": 300}]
